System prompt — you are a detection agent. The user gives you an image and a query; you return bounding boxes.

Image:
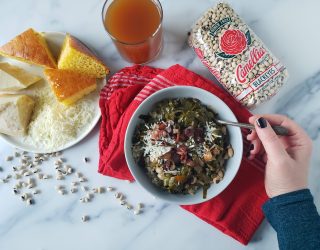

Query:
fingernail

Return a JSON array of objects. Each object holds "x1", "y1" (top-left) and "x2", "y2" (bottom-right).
[
  {"x1": 256, "y1": 117, "x2": 267, "y2": 128},
  {"x1": 246, "y1": 151, "x2": 250, "y2": 158},
  {"x1": 250, "y1": 144, "x2": 254, "y2": 150}
]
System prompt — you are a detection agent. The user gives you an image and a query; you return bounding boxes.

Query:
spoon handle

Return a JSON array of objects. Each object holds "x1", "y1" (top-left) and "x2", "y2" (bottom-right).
[{"x1": 216, "y1": 119, "x2": 289, "y2": 136}]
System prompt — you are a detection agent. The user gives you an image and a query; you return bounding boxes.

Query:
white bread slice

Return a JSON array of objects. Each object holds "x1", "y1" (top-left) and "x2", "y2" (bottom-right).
[
  {"x1": 0, "y1": 94, "x2": 35, "y2": 136},
  {"x1": 0, "y1": 62, "x2": 41, "y2": 91}
]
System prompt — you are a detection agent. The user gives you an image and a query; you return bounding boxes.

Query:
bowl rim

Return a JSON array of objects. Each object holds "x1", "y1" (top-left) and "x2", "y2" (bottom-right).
[{"x1": 124, "y1": 86, "x2": 243, "y2": 205}]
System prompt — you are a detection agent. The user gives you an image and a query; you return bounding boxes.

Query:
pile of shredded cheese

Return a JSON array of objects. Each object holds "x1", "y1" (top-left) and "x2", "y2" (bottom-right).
[
  {"x1": 23, "y1": 81, "x2": 96, "y2": 150},
  {"x1": 205, "y1": 122, "x2": 222, "y2": 142},
  {"x1": 142, "y1": 128, "x2": 172, "y2": 162}
]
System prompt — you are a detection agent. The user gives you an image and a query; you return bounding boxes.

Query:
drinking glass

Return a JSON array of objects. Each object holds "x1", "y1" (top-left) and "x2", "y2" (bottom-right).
[{"x1": 102, "y1": 0, "x2": 163, "y2": 64}]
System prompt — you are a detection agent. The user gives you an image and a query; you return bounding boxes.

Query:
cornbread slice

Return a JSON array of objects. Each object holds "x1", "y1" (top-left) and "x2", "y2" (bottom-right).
[
  {"x1": 44, "y1": 69, "x2": 97, "y2": 105},
  {"x1": 0, "y1": 28, "x2": 57, "y2": 68},
  {"x1": 0, "y1": 94, "x2": 35, "y2": 136},
  {"x1": 0, "y1": 62, "x2": 41, "y2": 91},
  {"x1": 58, "y1": 34, "x2": 109, "y2": 78}
]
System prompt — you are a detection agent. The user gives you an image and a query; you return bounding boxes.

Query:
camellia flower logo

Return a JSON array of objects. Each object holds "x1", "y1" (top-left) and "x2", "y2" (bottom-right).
[{"x1": 220, "y1": 29, "x2": 247, "y2": 55}]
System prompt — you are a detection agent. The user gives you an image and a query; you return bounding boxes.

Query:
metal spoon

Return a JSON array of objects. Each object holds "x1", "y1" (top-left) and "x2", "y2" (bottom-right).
[{"x1": 215, "y1": 119, "x2": 289, "y2": 136}]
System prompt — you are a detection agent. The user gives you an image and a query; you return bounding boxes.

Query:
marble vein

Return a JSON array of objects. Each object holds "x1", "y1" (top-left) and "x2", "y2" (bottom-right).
[{"x1": 0, "y1": 1, "x2": 320, "y2": 250}]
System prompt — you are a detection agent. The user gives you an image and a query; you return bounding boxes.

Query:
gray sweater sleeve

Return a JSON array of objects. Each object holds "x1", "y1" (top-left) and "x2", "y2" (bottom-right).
[{"x1": 263, "y1": 189, "x2": 320, "y2": 250}]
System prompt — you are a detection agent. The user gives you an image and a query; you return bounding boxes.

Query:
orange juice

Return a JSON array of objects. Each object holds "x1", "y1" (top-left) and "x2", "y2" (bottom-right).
[{"x1": 103, "y1": 0, "x2": 163, "y2": 64}]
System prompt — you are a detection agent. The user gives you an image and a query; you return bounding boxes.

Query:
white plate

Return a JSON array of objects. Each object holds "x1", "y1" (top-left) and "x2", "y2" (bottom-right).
[
  {"x1": 0, "y1": 32, "x2": 105, "y2": 153},
  {"x1": 125, "y1": 86, "x2": 243, "y2": 205}
]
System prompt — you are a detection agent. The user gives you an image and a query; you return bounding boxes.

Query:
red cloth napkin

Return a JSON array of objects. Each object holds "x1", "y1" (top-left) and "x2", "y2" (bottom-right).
[{"x1": 99, "y1": 64, "x2": 268, "y2": 245}]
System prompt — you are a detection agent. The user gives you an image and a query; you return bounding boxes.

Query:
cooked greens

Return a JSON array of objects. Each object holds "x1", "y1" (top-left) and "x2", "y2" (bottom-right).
[{"x1": 132, "y1": 98, "x2": 233, "y2": 198}]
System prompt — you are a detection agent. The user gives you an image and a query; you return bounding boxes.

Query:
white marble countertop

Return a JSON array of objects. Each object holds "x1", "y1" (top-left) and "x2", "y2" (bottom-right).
[{"x1": 0, "y1": 0, "x2": 319, "y2": 249}]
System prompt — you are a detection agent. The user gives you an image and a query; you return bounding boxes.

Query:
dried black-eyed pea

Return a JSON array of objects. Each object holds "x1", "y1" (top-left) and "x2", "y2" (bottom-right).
[
  {"x1": 81, "y1": 215, "x2": 89, "y2": 222},
  {"x1": 26, "y1": 198, "x2": 34, "y2": 205},
  {"x1": 32, "y1": 161, "x2": 39, "y2": 166},
  {"x1": 58, "y1": 189, "x2": 66, "y2": 195},
  {"x1": 137, "y1": 203, "x2": 143, "y2": 210},
  {"x1": 55, "y1": 185, "x2": 63, "y2": 190},
  {"x1": 54, "y1": 161, "x2": 61, "y2": 166},
  {"x1": 14, "y1": 182, "x2": 22, "y2": 189},
  {"x1": 85, "y1": 193, "x2": 92, "y2": 200},
  {"x1": 96, "y1": 187, "x2": 105, "y2": 194},
  {"x1": 22, "y1": 155, "x2": 30, "y2": 160},
  {"x1": 14, "y1": 174, "x2": 21, "y2": 179},
  {"x1": 20, "y1": 169, "x2": 27, "y2": 175},
  {"x1": 133, "y1": 209, "x2": 141, "y2": 215},
  {"x1": 13, "y1": 188, "x2": 19, "y2": 195},
  {"x1": 21, "y1": 193, "x2": 29, "y2": 201},
  {"x1": 24, "y1": 171, "x2": 32, "y2": 177},
  {"x1": 55, "y1": 151, "x2": 62, "y2": 157},
  {"x1": 66, "y1": 166, "x2": 73, "y2": 174},
  {"x1": 56, "y1": 169, "x2": 67, "y2": 175},
  {"x1": 32, "y1": 169, "x2": 40, "y2": 174},
  {"x1": 0, "y1": 178, "x2": 8, "y2": 183},
  {"x1": 79, "y1": 177, "x2": 87, "y2": 182},
  {"x1": 56, "y1": 175, "x2": 64, "y2": 180},
  {"x1": 6, "y1": 156, "x2": 13, "y2": 161},
  {"x1": 57, "y1": 158, "x2": 65, "y2": 163}
]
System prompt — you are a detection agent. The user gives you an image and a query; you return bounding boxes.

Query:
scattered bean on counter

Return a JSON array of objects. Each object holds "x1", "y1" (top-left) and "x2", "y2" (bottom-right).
[{"x1": 0, "y1": 149, "x2": 146, "y2": 221}]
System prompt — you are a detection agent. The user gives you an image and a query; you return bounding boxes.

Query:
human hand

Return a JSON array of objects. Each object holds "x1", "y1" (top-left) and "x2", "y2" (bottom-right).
[{"x1": 246, "y1": 115, "x2": 313, "y2": 198}]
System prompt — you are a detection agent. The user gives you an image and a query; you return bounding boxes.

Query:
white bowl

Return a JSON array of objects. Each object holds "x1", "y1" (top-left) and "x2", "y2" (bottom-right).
[{"x1": 124, "y1": 86, "x2": 243, "y2": 205}]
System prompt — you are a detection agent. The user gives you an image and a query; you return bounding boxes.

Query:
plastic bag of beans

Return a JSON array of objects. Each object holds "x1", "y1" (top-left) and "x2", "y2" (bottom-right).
[{"x1": 188, "y1": 2, "x2": 289, "y2": 109}]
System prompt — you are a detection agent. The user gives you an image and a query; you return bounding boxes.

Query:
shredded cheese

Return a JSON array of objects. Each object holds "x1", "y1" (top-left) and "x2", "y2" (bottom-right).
[
  {"x1": 205, "y1": 122, "x2": 222, "y2": 142},
  {"x1": 142, "y1": 123, "x2": 172, "y2": 162},
  {"x1": 23, "y1": 81, "x2": 96, "y2": 150}
]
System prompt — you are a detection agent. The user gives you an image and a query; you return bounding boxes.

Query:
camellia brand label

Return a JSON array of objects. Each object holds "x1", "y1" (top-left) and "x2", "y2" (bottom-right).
[
  {"x1": 250, "y1": 65, "x2": 277, "y2": 90},
  {"x1": 235, "y1": 47, "x2": 267, "y2": 83},
  {"x1": 236, "y1": 64, "x2": 282, "y2": 101}
]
